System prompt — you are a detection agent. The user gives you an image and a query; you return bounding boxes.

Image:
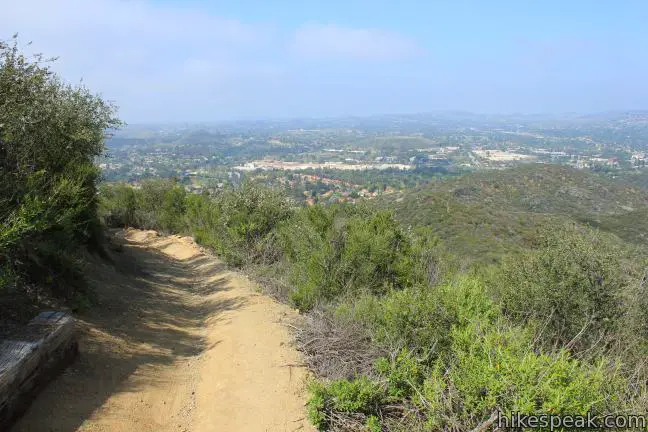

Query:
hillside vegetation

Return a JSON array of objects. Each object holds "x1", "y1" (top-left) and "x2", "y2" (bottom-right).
[
  {"x1": 0, "y1": 38, "x2": 119, "y2": 327},
  {"x1": 384, "y1": 164, "x2": 648, "y2": 263},
  {"x1": 100, "y1": 174, "x2": 648, "y2": 431}
]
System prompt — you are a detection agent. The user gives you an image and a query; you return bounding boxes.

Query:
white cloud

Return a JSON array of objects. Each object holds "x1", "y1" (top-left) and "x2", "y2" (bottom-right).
[
  {"x1": 0, "y1": 1, "x2": 424, "y2": 121},
  {"x1": 0, "y1": 0, "x2": 282, "y2": 121},
  {"x1": 0, "y1": 0, "x2": 266, "y2": 49},
  {"x1": 292, "y1": 24, "x2": 420, "y2": 61}
]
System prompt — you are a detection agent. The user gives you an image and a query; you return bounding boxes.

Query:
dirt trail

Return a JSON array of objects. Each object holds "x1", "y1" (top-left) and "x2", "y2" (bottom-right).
[{"x1": 11, "y1": 229, "x2": 313, "y2": 432}]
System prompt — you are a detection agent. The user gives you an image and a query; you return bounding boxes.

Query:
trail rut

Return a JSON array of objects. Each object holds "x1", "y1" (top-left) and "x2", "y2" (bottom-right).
[{"x1": 10, "y1": 229, "x2": 313, "y2": 432}]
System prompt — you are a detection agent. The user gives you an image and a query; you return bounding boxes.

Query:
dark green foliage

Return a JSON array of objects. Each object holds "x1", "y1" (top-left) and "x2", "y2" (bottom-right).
[
  {"x1": 159, "y1": 184, "x2": 187, "y2": 233},
  {"x1": 99, "y1": 179, "x2": 187, "y2": 233},
  {"x1": 137, "y1": 179, "x2": 186, "y2": 231},
  {"x1": 0, "y1": 37, "x2": 120, "y2": 303},
  {"x1": 184, "y1": 193, "x2": 221, "y2": 248}
]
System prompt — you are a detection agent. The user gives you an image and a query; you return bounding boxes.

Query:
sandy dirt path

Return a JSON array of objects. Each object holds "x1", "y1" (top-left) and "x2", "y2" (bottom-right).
[{"x1": 11, "y1": 229, "x2": 313, "y2": 432}]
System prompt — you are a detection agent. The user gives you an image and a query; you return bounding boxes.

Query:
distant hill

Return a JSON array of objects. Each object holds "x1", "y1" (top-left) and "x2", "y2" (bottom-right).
[
  {"x1": 613, "y1": 171, "x2": 648, "y2": 190},
  {"x1": 591, "y1": 207, "x2": 648, "y2": 245},
  {"x1": 382, "y1": 164, "x2": 648, "y2": 263}
]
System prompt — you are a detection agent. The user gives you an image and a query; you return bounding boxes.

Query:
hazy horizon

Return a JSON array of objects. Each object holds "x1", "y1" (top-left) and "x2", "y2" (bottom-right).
[
  {"x1": 114, "y1": 109, "x2": 648, "y2": 127},
  {"x1": 3, "y1": 0, "x2": 647, "y2": 123}
]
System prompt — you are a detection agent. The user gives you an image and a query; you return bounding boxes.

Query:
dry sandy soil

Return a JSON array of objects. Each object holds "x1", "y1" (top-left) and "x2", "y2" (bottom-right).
[{"x1": 10, "y1": 229, "x2": 314, "y2": 432}]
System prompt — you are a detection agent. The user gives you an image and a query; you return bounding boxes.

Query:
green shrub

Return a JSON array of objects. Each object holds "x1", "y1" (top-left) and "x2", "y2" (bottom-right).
[
  {"x1": 422, "y1": 318, "x2": 625, "y2": 430},
  {"x1": 99, "y1": 183, "x2": 138, "y2": 227},
  {"x1": 375, "y1": 349, "x2": 425, "y2": 399},
  {"x1": 365, "y1": 415, "x2": 382, "y2": 432},
  {"x1": 2, "y1": 165, "x2": 108, "y2": 301},
  {"x1": 313, "y1": 277, "x2": 634, "y2": 430},
  {"x1": 135, "y1": 179, "x2": 182, "y2": 230},
  {"x1": 213, "y1": 182, "x2": 292, "y2": 265},
  {"x1": 342, "y1": 278, "x2": 495, "y2": 360},
  {"x1": 308, "y1": 377, "x2": 386, "y2": 431},
  {"x1": 312, "y1": 278, "x2": 628, "y2": 429},
  {"x1": 184, "y1": 193, "x2": 221, "y2": 248},
  {"x1": 100, "y1": 181, "x2": 292, "y2": 266},
  {"x1": 159, "y1": 184, "x2": 187, "y2": 233},
  {"x1": 0, "y1": 263, "x2": 19, "y2": 294},
  {"x1": 488, "y1": 224, "x2": 625, "y2": 353},
  {"x1": 281, "y1": 206, "x2": 421, "y2": 310},
  {"x1": 100, "y1": 178, "x2": 188, "y2": 233}
]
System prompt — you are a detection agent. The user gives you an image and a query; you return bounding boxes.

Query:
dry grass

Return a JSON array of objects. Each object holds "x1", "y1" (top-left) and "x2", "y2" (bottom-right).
[
  {"x1": 293, "y1": 309, "x2": 385, "y2": 380},
  {"x1": 316, "y1": 401, "x2": 429, "y2": 432}
]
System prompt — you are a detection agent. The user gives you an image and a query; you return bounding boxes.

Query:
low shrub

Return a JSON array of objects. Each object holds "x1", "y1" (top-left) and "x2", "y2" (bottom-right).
[
  {"x1": 98, "y1": 183, "x2": 138, "y2": 227},
  {"x1": 308, "y1": 376, "x2": 386, "y2": 431},
  {"x1": 309, "y1": 277, "x2": 636, "y2": 431},
  {"x1": 341, "y1": 278, "x2": 495, "y2": 361},
  {"x1": 100, "y1": 180, "x2": 292, "y2": 266},
  {"x1": 422, "y1": 319, "x2": 625, "y2": 430},
  {"x1": 212, "y1": 182, "x2": 292, "y2": 265},
  {"x1": 487, "y1": 224, "x2": 625, "y2": 354},
  {"x1": 280, "y1": 205, "x2": 423, "y2": 311}
]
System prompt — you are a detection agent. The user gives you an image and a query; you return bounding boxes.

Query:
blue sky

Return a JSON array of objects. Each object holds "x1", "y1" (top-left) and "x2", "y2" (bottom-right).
[{"x1": 2, "y1": 0, "x2": 647, "y2": 122}]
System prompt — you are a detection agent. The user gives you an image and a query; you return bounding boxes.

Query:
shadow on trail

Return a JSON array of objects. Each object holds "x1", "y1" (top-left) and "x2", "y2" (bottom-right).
[{"x1": 10, "y1": 232, "x2": 244, "y2": 432}]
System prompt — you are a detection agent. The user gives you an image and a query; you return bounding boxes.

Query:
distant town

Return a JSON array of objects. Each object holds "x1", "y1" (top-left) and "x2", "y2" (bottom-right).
[{"x1": 101, "y1": 111, "x2": 648, "y2": 203}]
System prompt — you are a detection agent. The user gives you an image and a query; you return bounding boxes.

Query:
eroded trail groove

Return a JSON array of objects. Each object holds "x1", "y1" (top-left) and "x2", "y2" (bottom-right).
[{"x1": 11, "y1": 229, "x2": 313, "y2": 432}]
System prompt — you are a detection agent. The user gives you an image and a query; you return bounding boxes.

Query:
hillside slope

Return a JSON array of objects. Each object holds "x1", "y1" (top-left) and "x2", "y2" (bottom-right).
[{"x1": 384, "y1": 164, "x2": 648, "y2": 262}]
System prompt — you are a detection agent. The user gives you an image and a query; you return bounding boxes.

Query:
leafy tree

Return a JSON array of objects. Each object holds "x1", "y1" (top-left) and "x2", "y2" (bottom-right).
[{"x1": 0, "y1": 36, "x2": 120, "y2": 298}]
